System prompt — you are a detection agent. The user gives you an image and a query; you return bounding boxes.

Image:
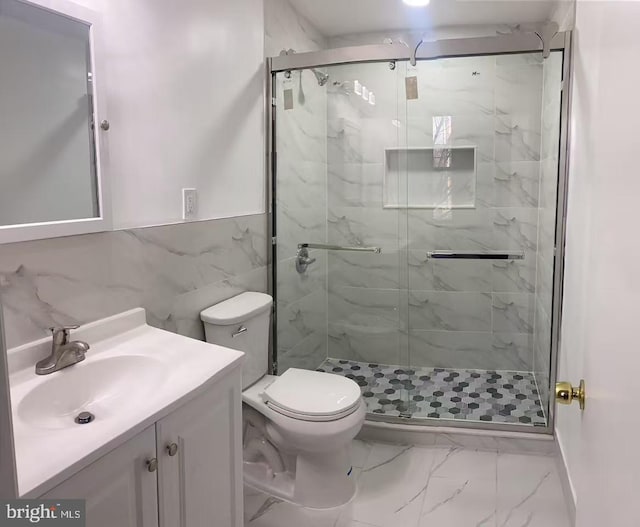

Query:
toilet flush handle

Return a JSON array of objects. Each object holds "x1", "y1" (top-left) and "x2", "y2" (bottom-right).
[{"x1": 232, "y1": 326, "x2": 248, "y2": 338}]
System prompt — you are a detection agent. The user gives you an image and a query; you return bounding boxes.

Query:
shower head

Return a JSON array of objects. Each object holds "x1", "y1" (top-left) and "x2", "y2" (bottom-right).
[{"x1": 311, "y1": 68, "x2": 330, "y2": 86}]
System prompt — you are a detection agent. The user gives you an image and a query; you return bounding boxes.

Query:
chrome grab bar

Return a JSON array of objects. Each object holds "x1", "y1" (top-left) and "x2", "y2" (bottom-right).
[
  {"x1": 298, "y1": 243, "x2": 382, "y2": 254},
  {"x1": 426, "y1": 250, "x2": 525, "y2": 260}
]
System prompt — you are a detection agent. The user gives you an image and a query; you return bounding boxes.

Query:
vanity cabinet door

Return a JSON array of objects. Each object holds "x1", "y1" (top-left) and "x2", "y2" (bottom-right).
[
  {"x1": 41, "y1": 426, "x2": 159, "y2": 527},
  {"x1": 156, "y1": 371, "x2": 243, "y2": 527}
]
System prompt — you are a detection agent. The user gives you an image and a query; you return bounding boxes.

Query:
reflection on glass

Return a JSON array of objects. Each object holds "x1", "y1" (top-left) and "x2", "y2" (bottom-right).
[{"x1": 0, "y1": 0, "x2": 98, "y2": 227}]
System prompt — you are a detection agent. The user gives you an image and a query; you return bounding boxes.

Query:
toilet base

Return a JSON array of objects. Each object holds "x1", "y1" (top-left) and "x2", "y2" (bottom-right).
[{"x1": 243, "y1": 443, "x2": 356, "y2": 509}]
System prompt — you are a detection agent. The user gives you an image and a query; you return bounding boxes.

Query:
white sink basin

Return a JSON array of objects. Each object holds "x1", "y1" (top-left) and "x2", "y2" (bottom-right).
[
  {"x1": 8, "y1": 308, "x2": 244, "y2": 497},
  {"x1": 17, "y1": 356, "x2": 166, "y2": 430}
]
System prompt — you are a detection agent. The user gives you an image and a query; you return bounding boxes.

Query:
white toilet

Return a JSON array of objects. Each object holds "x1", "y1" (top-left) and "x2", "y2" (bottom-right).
[{"x1": 200, "y1": 292, "x2": 366, "y2": 509}]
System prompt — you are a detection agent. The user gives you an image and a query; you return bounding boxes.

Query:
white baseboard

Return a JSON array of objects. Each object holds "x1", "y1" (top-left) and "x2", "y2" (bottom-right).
[{"x1": 555, "y1": 430, "x2": 577, "y2": 526}]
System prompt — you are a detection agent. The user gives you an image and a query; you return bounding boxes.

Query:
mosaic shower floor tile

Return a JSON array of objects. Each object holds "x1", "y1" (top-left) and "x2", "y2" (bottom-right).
[{"x1": 316, "y1": 358, "x2": 547, "y2": 427}]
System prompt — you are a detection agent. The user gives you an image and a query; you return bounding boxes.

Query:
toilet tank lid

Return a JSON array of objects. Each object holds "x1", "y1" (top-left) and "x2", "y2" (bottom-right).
[{"x1": 200, "y1": 292, "x2": 273, "y2": 325}]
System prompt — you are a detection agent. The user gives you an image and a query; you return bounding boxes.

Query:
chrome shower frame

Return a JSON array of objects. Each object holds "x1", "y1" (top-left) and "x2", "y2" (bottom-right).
[{"x1": 266, "y1": 31, "x2": 573, "y2": 436}]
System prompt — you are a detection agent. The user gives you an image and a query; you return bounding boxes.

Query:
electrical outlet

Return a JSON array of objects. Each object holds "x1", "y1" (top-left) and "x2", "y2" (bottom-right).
[{"x1": 182, "y1": 188, "x2": 197, "y2": 220}]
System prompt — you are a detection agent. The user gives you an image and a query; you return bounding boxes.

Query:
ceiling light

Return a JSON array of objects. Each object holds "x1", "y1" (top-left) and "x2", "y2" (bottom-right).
[{"x1": 403, "y1": 0, "x2": 430, "y2": 6}]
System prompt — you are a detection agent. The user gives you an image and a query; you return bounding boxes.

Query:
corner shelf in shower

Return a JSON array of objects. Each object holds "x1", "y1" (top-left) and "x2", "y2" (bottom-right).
[{"x1": 383, "y1": 146, "x2": 477, "y2": 209}]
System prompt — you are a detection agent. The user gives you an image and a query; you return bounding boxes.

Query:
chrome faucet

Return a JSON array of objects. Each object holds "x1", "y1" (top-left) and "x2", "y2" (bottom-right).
[{"x1": 35, "y1": 326, "x2": 90, "y2": 375}]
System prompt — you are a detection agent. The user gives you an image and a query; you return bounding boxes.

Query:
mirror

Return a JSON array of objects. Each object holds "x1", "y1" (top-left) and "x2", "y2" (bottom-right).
[{"x1": 0, "y1": 0, "x2": 109, "y2": 243}]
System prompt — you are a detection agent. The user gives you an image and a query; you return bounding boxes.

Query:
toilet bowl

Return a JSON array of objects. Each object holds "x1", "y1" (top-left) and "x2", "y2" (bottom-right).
[{"x1": 200, "y1": 292, "x2": 365, "y2": 509}]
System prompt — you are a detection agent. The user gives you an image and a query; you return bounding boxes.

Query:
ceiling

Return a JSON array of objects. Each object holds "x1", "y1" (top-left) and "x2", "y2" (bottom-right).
[{"x1": 289, "y1": 0, "x2": 563, "y2": 38}]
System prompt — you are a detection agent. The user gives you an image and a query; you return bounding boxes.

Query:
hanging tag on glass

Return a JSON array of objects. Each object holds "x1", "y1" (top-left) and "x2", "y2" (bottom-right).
[
  {"x1": 283, "y1": 88, "x2": 294, "y2": 110},
  {"x1": 406, "y1": 76, "x2": 419, "y2": 100}
]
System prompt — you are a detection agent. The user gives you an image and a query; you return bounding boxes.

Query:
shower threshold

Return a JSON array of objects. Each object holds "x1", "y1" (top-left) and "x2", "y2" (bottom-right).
[{"x1": 316, "y1": 358, "x2": 547, "y2": 427}]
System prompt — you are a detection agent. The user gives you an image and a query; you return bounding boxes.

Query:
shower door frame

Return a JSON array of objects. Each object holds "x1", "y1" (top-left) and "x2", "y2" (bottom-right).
[{"x1": 267, "y1": 30, "x2": 573, "y2": 435}]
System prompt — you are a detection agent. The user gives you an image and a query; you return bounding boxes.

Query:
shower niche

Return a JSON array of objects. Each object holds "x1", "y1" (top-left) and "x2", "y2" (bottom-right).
[{"x1": 383, "y1": 146, "x2": 477, "y2": 209}]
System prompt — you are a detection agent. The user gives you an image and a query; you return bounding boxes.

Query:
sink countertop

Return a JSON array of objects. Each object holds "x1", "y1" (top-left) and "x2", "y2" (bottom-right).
[{"x1": 8, "y1": 308, "x2": 244, "y2": 497}]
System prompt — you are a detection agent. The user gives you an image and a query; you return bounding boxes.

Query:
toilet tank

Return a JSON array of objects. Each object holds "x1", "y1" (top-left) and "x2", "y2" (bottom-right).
[{"x1": 200, "y1": 292, "x2": 273, "y2": 389}]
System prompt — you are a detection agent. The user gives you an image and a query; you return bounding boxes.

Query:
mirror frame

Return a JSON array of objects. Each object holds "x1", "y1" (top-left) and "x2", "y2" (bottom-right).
[
  {"x1": 0, "y1": 0, "x2": 111, "y2": 244},
  {"x1": 0, "y1": 294, "x2": 17, "y2": 498}
]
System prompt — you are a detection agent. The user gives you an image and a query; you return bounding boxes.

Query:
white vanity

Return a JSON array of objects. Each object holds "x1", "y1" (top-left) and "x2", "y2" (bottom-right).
[{"x1": 8, "y1": 309, "x2": 244, "y2": 527}]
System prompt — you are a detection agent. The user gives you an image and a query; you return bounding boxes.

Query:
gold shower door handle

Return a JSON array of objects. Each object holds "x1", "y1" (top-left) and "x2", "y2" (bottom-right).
[{"x1": 555, "y1": 380, "x2": 586, "y2": 410}]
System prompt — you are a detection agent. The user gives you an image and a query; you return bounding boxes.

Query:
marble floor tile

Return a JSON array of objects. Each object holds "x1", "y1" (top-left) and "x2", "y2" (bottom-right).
[
  {"x1": 429, "y1": 447, "x2": 498, "y2": 481},
  {"x1": 244, "y1": 486, "x2": 341, "y2": 527},
  {"x1": 419, "y1": 477, "x2": 497, "y2": 527},
  {"x1": 496, "y1": 453, "x2": 571, "y2": 527},
  {"x1": 345, "y1": 443, "x2": 436, "y2": 527},
  {"x1": 244, "y1": 440, "x2": 571, "y2": 527},
  {"x1": 351, "y1": 440, "x2": 373, "y2": 469}
]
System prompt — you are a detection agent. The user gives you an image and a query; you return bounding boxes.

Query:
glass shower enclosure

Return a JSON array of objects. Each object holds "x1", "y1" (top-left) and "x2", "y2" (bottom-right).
[{"x1": 268, "y1": 31, "x2": 571, "y2": 433}]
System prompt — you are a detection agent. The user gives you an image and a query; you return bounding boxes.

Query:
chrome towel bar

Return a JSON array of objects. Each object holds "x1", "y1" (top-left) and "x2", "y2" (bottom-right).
[
  {"x1": 298, "y1": 243, "x2": 382, "y2": 254},
  {"x1": 426, "y1": 250, "x2": 525, "y2": 260}
]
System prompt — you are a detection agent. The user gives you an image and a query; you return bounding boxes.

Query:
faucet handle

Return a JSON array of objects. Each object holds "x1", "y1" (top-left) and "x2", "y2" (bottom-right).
[{"x1": 49, "y1": 325, "x2": 80, "y2": 344}]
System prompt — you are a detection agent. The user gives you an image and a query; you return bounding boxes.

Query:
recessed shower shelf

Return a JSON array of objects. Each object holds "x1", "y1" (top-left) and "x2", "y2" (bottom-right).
[{"x1": 383, "y1": 146, "x2": 477, "y2": 209}]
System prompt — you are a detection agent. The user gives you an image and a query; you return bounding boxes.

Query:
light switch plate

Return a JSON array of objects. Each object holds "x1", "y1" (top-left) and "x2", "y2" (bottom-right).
[{"x1": 182, "y1": 188, "x2": 197, "y2": 220}]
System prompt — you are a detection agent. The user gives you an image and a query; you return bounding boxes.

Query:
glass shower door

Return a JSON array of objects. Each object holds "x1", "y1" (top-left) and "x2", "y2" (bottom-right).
[
  {"x1": 274, "y1": 60, "x2": 414, "y2": 416},
  {"x1": 323, "y1": 61, "x2": 411, "y2": 417},
  {"x1": 403, "y1": 51, "x2": 564, "y2": 428}
]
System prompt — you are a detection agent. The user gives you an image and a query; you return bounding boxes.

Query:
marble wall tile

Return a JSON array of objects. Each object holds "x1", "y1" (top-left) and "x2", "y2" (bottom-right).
[
  {"x1": 406, "y1": 114, "x2": 495, "y2": 163},
  {"x1": 278, "y1": 330, "x2": 327, "y2": 374},
  {"x1": 409, "y1": 330, "x2": 532, "y2": 371},
  {"x1": 277, "y1": 288, "x2": 326, "y2": 351},
  {"x1": 0, "y1": 214, "x2": 269, "y2": 348},
  {"x1": 407, "y1": 252, "x2": 437, "y2": 292},
  {"x1": 277, "y1": 204, "x2": 327, "y2": 261},
  {"x1": 491, "y1": 258, "x2": 536, "y2": 294},
  {"x1": 495, "y1": 62, "x2": 543, "y2": 118},
  {"x1": 491, "y1": 332, "x2": 535, "y2": 371},
  {"x1": 495, "y1": 113, "x2": 542, "y2": 163},
  {"x1": 495, "y1": 52, "x2": 544, "y2": 67},
  {"x1": 491, "y1": 161, "x2": 541, "y2": 208},
  {"x1": 535, "y1": 254, "x2": 554, "y2": 314},
  {"x1": 328, "y1": 286, "x2": 402, "y2": 329},
  {"x1": 409, "y1": 291, "x2": 492, "y2": 332},
  {"x1": 264, "y1": 0, "x2": 326, "y2": 56},
  {"x1": 327, "y1": 163, "x2": 384, "y2": 209},
  {"x1": 409, "y1": 254, "x2": 493, "y2": 293},
  {"x1": 492, "y1": 293, "x2": 534, "y2": 334},
  {"x1": 493, "y1": 208, "x2": 539, "y2": 251},
  {"x1": 408, "y1": 209, "x2": 495, "y2": 252},
  {"x1": 329, "y1": 249, "x2": 405, "y2": 290},
  {"x1": 415, "y1": 56, "x2": 496, "y2": 117},
  {"x1": 328, "y1": 323, "x2": 407, "y2": 366},
  {"x1": 277, "y1": 110, "x2": 327, "y2": 164},
  {"x1": 276, "y1": 160, "x2": 327, "y2": 211},
  {"x1": 328, "y1": 207, "x2": 401, "y2": 251},
  {"x1": 431, "y1": 260, "x2": 493, "y2": 293},
  {"x1": 409, "y1": 330, "x2": 492, "y2": 369}
]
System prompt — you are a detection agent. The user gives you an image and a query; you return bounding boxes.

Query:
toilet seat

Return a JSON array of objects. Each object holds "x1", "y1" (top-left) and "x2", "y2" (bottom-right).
[{"x1": 261, "y1": 368, "x2": 362, "y2": 422}]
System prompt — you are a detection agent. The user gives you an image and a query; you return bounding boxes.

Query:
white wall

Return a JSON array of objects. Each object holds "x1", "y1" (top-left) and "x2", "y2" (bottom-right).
[{"x1": 75, "y1": 0, "x2": 265, "y2": 229}]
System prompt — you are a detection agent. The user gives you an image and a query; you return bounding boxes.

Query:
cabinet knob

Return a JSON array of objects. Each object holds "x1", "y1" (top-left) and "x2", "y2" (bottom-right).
[
  {"x1": 166, "y1": 443, "x2": 179, "y2": 457},
  {"x1": 146, "y1": 458, "x2": 158, "y2": 472}
]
